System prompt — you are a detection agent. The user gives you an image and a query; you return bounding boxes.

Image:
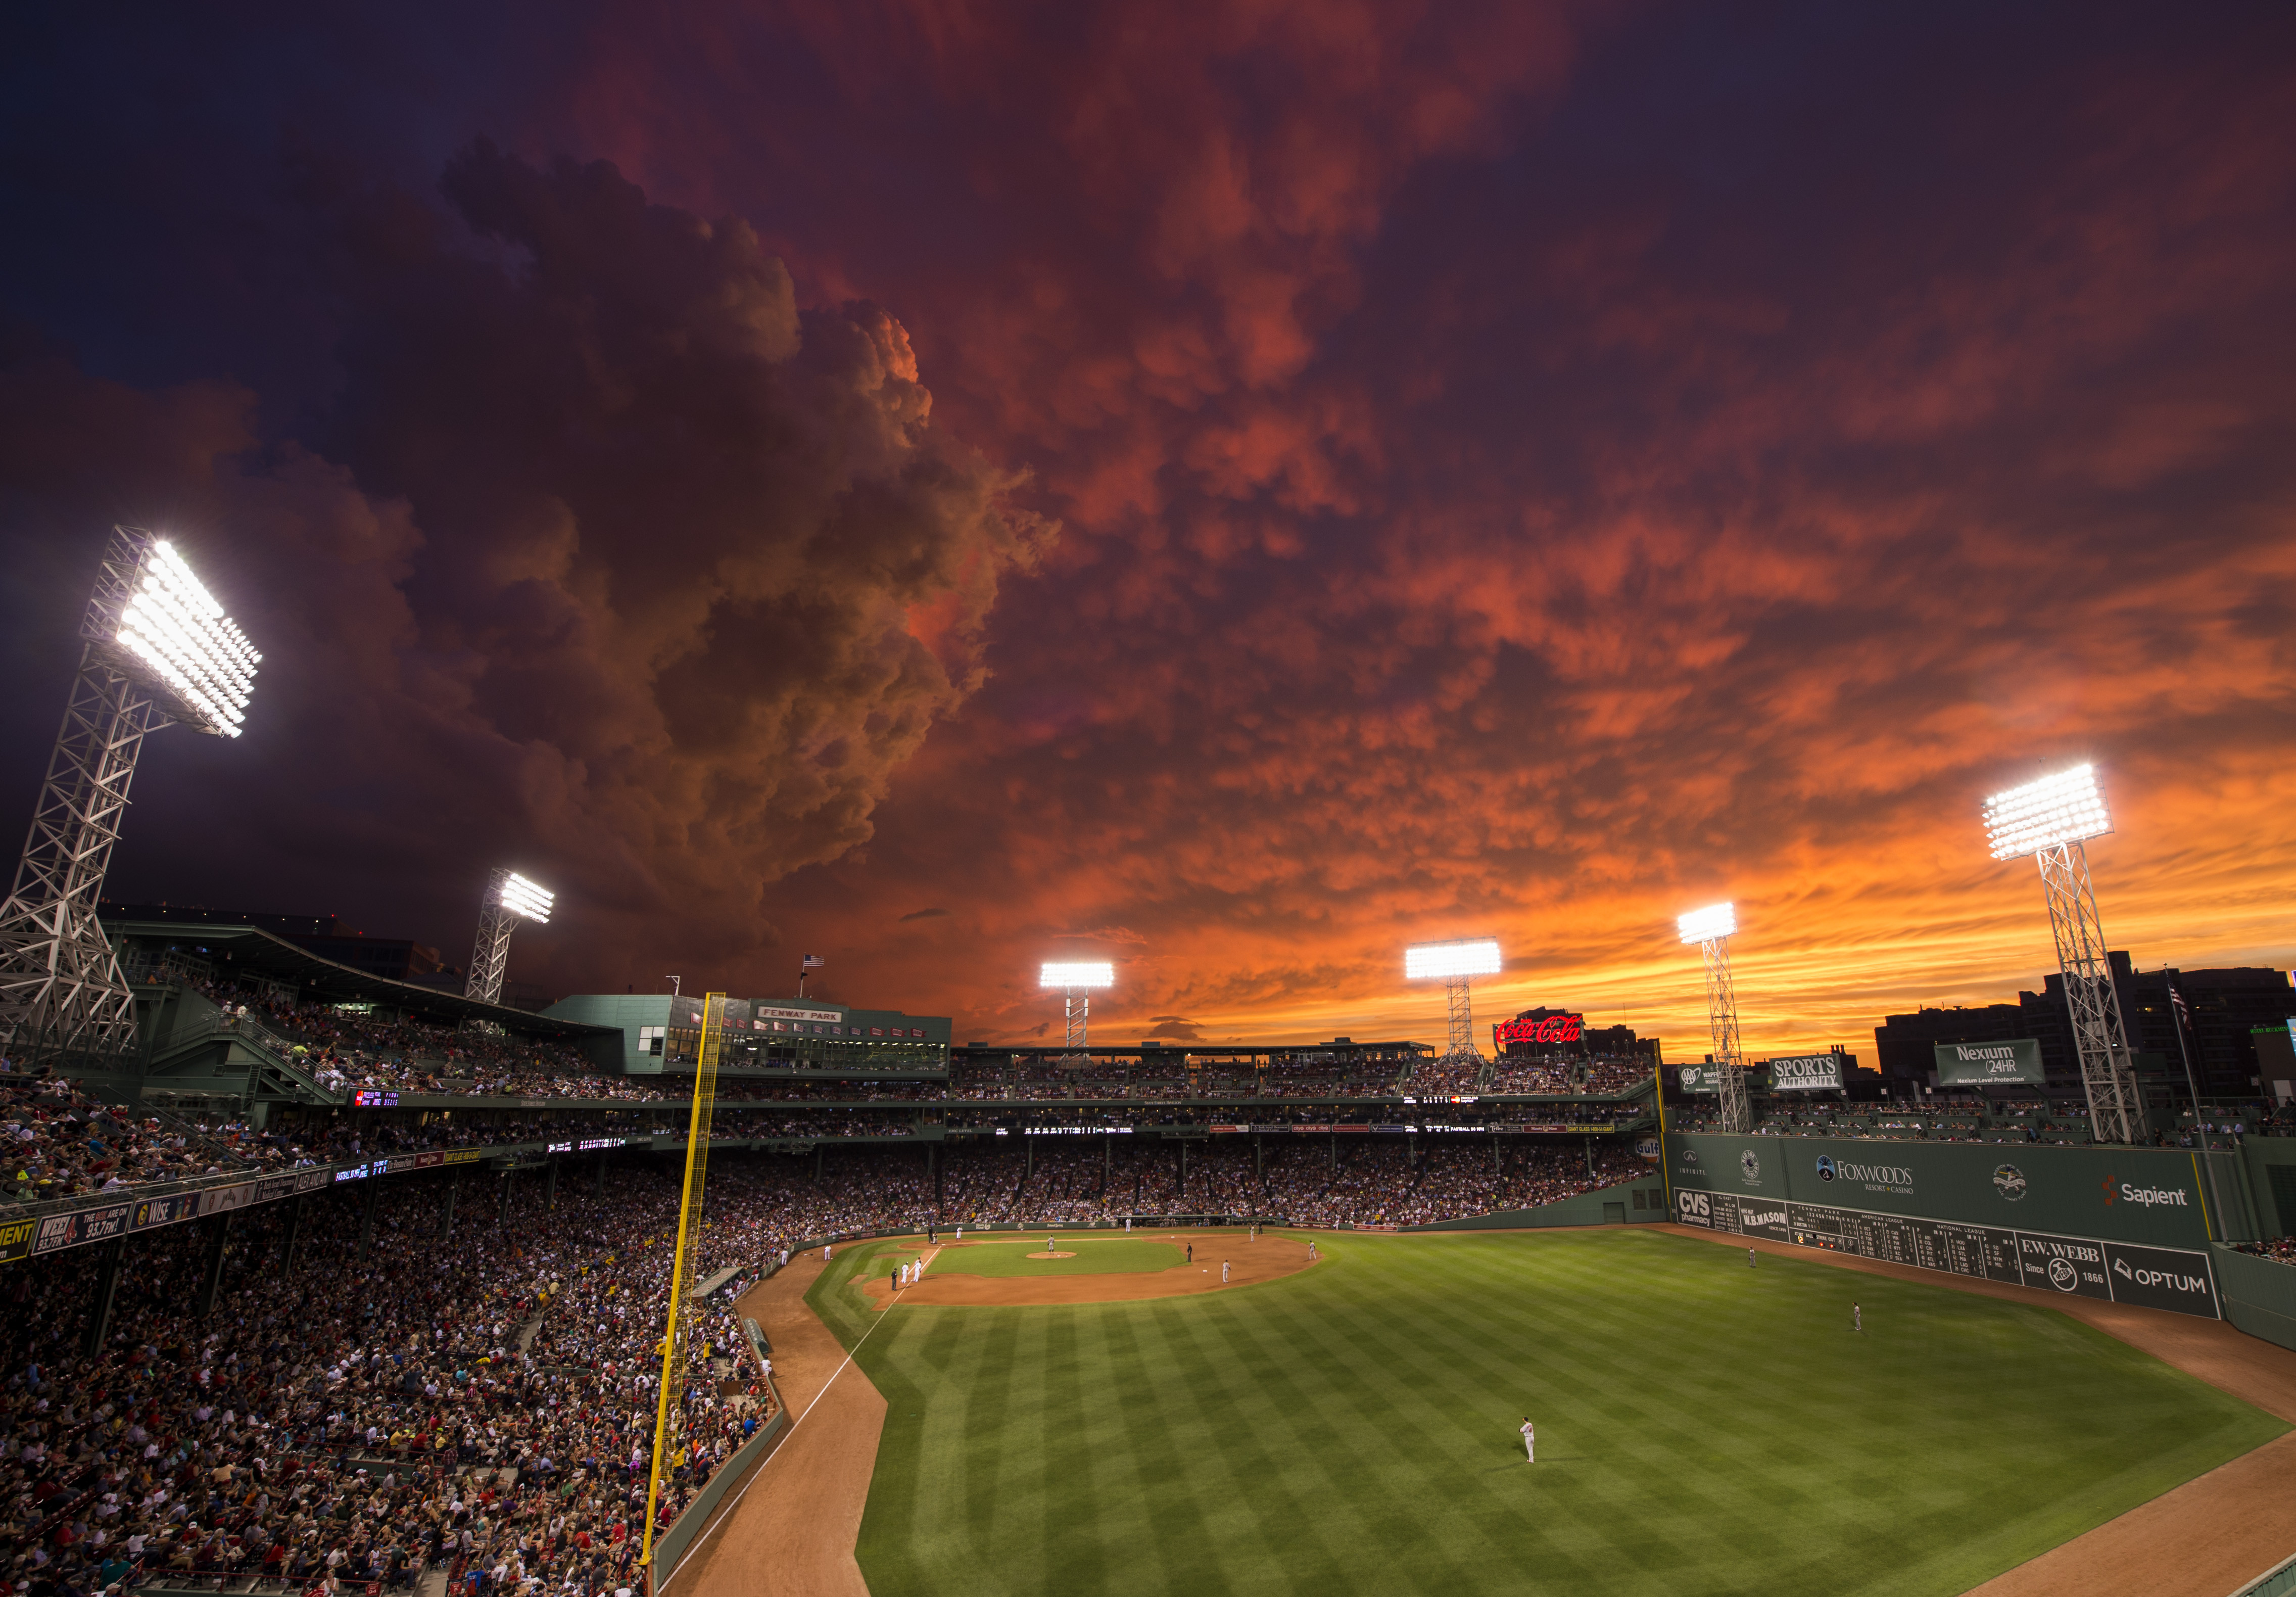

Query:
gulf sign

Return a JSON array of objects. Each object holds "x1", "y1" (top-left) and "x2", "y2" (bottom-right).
[{"x1": 1495, "y1": 1013, "x2": 1583, "y2": 1049}]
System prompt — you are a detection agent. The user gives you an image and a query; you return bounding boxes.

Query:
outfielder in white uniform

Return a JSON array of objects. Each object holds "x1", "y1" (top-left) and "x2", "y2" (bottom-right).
[{"x1": 1519, "y1": 1418, "x2": 1535, "y2": 1462}]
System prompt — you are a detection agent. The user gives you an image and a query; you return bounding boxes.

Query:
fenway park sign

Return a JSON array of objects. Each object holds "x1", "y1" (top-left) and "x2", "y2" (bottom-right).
[{"x1": 1495, "y1": 1013, "x2": 1583, "y2": 1049}]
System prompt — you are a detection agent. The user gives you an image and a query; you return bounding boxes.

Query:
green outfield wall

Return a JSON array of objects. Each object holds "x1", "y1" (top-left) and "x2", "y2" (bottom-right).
[
  {"x1": 1664, "y1": 1132, "x2": 2225, "y2": 1319},
  {"x1": 1403, "y1": 1174, "x2": 1667, "y2": 1230},
  {"x1": 2212, "y1": 1245, "x2": 2296, "y2": 1354}
]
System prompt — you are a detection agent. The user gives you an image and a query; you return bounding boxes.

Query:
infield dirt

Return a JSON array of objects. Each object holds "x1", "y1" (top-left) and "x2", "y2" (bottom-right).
[{"x1": 857, "y1": 1229, "x2": 1317, "y2": 1307}]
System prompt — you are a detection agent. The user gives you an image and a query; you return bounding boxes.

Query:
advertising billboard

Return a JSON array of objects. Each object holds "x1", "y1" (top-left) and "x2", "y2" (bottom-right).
[
  {"x1": 1676, "y1": 1064, "x2": 1723, "y2": 1094},
  {"x1": 1934, "y1": 1039, "x2": 2045, "y2": 1087},
  {"x1": 1768, "y1": 1054, "x2": 1843, "y2": 1092},
  {"x1": 1494, "y1": 1013, "x2": 1583, "y2": 1050}
]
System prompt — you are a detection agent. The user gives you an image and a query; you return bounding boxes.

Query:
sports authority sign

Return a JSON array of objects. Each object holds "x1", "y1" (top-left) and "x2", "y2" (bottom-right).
[
  {"x1": 1935, "y1": 1039, "x2": 2045, "y2": 1087},
  {"x1": 1768, "y1": 1054, "x2": 1843, "y2": 1092},
  {"x1": 1494, "y1": 1012, "x2": 1583, "y2": 1049}
]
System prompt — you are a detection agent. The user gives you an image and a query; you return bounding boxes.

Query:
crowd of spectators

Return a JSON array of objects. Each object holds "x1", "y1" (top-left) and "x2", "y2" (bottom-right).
[
  {"x1": 1, "y1": 1165, "x2": 779, "y2": 1597},
  {"x1": 3, "y1": 1069, "x2": 293, "y2": 1204},
  {"x1": 2234, "y1": 1237, "x2": 2296, "y2": 1264}
]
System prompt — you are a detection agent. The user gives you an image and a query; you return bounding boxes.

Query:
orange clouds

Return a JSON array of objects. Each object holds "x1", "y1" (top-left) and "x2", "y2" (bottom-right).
[{"x1": 1, "y1": 3, "x2": 2291, "y2": 1064}]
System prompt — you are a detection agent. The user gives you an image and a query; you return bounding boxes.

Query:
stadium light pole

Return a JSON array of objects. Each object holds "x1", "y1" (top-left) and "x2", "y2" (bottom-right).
[
  {"x1": 1982, "y1": 764, "x2": 2142, "y2": 1144},
  {"x1": 1040, "y1": 962, "x2": 1114, "y2": 1056},
  {"x1": 1405, "y1": 938, "x2": 1502, "y2": 1067},
  {"x1": 1677, "y1": 903, "x2": 1752, "y2": 1134},
  {"x1": 464, "y1": 869, "x2": 554, "y2": 1006},
  {"x1": 0, "y1": 529, "x2": 260, "y2": 1063}
]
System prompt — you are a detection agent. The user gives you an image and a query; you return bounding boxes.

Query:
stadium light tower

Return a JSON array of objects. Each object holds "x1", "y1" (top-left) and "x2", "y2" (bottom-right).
[
  {"x1": 0, "y1": 529, "x2": 260, "y2": 1062},
  {"x1": 465, "y1": 869, "x2": 554, "y2": 1006},
  {"x1": 1040, "y1": 962, "x2": 1113, "y2": 1055},
  {"x1": 1983, "y1": 764, "x2": 2141, "y2": 1144},
  {"x1": 1677, "y1": 903, "x2": 1752, "y2": 1134},
  {"x1": 1405, "y1": 938, "x2": 1502, "y2": 1064}
]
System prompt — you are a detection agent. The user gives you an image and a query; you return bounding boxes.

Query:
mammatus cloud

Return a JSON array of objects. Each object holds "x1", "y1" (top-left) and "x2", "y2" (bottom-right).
[{"x1": 3, "y1": 6, "x2": 2291, "y2": 1060}]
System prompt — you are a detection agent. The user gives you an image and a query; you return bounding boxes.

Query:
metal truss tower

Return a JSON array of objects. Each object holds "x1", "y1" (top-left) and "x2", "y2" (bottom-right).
[
  {"x1": 1983, "y1": 764, "x2": 2141, "y2": 1146},
  {"x1": 2036, "y1": 840, "x2": 2143, "y2": 1144},
  {"x1": 1697, "y1": 933, "x2": 1753, "y2": 1134},
  {"x1": 464, "y1": 868, "x2": 554, "y2": 1007},
  {"x1": 0, "y1": 529, "x2": 259, "y2": 1064},
  {"x1": 465, "y1": 872, "x2": 518, "y2": 1006},
  {"x1": 1040, "y1": 962, "x2": 1113, "y2": 1060},
  {"x1": 1442, "y1": 973, "x2": 1481, "y2": 1062}
]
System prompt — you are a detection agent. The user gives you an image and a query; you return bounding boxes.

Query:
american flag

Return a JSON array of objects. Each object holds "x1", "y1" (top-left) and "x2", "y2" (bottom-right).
[{"x1": 801, "y1": 954, "x2": 824, "y2": 969}]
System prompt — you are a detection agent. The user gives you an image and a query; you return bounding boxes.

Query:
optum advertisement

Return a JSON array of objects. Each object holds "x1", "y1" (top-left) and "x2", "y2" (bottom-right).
[
  {"x1": 1667, "y1": 1133, "x2": 2216, "y2": 1249},
  {"x1": 1666, "y1": 1133, "x2": 2220, "y2": 1318}
]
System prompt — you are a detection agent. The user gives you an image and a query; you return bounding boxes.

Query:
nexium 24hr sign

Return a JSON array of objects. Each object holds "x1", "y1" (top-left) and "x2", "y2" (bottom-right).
[{"x1": 1934, "y1": 1039, "x2": 2045, "y2": 1087}]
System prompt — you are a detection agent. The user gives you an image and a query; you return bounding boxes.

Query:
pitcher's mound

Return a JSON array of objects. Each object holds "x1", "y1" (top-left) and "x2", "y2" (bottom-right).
[{"x1": 1025, "y1": 1250, "x2": 1079, "y2": 1259}]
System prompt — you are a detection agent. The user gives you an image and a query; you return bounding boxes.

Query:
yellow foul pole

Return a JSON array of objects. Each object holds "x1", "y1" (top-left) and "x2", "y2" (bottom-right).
[{"x1": 641, "y1": 992, "x2": 724, "y2": 1571}]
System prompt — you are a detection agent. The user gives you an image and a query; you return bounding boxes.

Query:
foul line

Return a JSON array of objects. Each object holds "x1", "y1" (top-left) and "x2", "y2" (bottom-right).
[{"x1": 660, "y1": 1244, "x2": 935, "y2": 1590}]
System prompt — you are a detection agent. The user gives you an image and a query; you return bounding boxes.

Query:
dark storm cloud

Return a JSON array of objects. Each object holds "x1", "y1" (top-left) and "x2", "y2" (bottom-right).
[
  {"x1": 898, "y1": 908, "x2": 949, "y2": 922},
  {"x1": 0, "y1": 144, "x2": 1050, "y2": 984}
]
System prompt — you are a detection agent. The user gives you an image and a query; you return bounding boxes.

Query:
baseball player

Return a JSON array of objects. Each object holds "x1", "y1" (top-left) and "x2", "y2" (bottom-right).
[
  {"x1": 1748, "y1": 1248, "x2": 1756, "y2": 1268},
  {"x1": 1853, "y1": 1302, "x2": 1862, "y2": 1333},
  {"x1": 1221, "y1": 1259, "x2": 1230, "y2": 1283},
  {"x1": 1519, "y1": 1417, "x2": 1535, "y2": 1463}
]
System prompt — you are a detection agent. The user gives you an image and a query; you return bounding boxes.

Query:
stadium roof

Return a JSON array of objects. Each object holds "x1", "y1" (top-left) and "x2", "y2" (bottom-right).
[{"x1": 101, "y1": 916, "x2": 615, "y2": 1039}]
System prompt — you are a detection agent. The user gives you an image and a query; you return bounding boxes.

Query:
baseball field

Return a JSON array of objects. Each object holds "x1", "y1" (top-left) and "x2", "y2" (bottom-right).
[{"x1": 801, "y1": 1227, "x2": 2285, "y2": 1596}]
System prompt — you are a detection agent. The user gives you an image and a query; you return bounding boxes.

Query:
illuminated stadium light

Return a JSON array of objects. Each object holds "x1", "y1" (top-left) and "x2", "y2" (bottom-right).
[
  {"x1": 111, "y1": 539, "x2": 261, "y2": 738},
  {"x1": 1405, "y1": 938, "x2": 1500, "y2": 1062},
  {"x1": 1677, "y1": 903, "x2": 1749, "y2": 1133},
  {"x1": 467, "y1": 867, "x2": 556, "y2": 1005},
  {"x1": 1403, "y1": 940, "x2": 1502, "y2": 980},
  {"x1": 0, "y1": 527, "x2": 262, "y2": 1063},
  {"x1": 1981, "y1": 763, "x2": 2141, "y2": 1143},
  {"x1": 1041, "y1": 962, "x2": 1112, "y2": 1054},
  {"x1": 496, "y1": 871, "x2": 555, "y2": 924},
  {"x1": 1983, "y1": 764, "x2": 2111, "y2": 860},
  {"x1": 1040, "y1": 962, "x2": 1115, "y2": 989}
]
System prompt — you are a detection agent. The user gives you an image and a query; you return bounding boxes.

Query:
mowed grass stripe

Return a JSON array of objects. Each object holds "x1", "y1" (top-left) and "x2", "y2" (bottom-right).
[{"x1": 817, "y1": 1230, "x2": 2284, "y2": 1597}]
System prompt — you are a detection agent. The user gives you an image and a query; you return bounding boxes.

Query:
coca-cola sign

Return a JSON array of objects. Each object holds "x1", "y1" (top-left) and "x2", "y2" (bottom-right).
[{"x1": 1495, "y1": 1013, "x2": 1584, "y2": 1048}]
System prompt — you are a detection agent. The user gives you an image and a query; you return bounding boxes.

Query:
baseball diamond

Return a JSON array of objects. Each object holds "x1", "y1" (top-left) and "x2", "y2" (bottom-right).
[{"x1": 657, "y1": 1223, "x2": 2294, "y2": 1597}]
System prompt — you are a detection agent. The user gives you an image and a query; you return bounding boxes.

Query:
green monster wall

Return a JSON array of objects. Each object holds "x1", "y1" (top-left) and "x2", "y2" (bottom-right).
[{"x1": 1664, "y1": 1132, "x2": 2225, "y2": 1319}]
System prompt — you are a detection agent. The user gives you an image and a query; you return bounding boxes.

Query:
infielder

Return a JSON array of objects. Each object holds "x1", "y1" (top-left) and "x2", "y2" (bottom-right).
[
  {"x1": 1221, "y1": 1259, "x2": 1230, "y2": 1283},
  {"x1": 1519, "y1": 1417, "x2": 1535, "y2": 1463}
]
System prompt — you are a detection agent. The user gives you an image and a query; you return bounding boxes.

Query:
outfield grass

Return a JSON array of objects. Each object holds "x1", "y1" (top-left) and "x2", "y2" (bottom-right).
[
  {"x1": 931, "y1": 1239, "x2": 1188, "y2": 1279},
  {"x1": 805, "y1": 1228, "x2": 2285, "y2": 1597}
]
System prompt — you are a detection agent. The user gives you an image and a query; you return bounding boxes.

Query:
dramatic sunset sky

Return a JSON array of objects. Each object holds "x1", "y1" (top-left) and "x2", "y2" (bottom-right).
[{"x1": 2, "y1": 3, "x2": 2290, "y2": 1057}]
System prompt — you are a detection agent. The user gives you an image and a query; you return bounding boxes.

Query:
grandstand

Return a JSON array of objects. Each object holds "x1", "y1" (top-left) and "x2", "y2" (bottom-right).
[{"x1": 11, "y1": 925, "x2": 2296, "y2": 1597}]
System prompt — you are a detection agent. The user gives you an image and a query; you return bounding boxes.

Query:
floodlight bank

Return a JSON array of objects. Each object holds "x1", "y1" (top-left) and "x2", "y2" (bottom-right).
[
  {"x1": 1983, "y1": 764, "x2": 2111, "y2": 860},
  {"x1": 1403, "y1": 940, "x2": 1502, "y2": 979},
  {"x1": 1677, "y1": 903, "x2": 1736, "y2": 944},
  {"x1": 1041, "y1": 962, "x2": 1115, "y2": 989}
]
